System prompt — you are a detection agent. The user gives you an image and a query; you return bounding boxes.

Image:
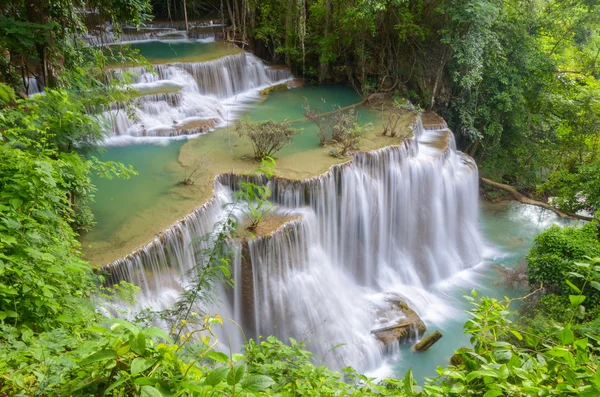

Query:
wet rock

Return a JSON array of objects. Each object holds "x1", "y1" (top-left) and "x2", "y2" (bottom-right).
[
  {"x1": 286, "y1": 79, "x2": 304, "y2": 89},
  {"x1": 259, "y1": 83, "x2": 288, "y2": 96},
  {"x1": 450, "y1": 347, "x2": 471, "y2": 366},
  {"x1": 371, "y1": 299, "x2": 426, "y2": 346},
  {"x1": 413, "y1": 330, "x2": 443, "y2": 352}
]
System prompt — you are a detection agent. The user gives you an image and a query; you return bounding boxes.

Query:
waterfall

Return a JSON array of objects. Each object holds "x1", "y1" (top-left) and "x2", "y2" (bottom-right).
[
  {"x1": 22, "y1": 76, "x2": 43, "y2": 96},
  {"x1": 100, "y1": 116, "x2": 482, "y2": 371},
  {"x1": 104, "y1": 52, "x2": 292, "y2": 139}
]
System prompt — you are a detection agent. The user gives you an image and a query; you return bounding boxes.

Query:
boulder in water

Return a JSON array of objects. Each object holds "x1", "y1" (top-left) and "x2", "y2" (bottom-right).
[{"x1": 371, "y1": 299, "x2": 426, "y2": 346}]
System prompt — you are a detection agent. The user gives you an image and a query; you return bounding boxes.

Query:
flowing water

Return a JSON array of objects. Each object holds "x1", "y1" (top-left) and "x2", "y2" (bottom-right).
[
  {"x1": 103, "y1": 47, "x2": 292, "y2": 140},
  {"x1": 99, "y1": 118, "x2": 484, "y2": 373},
  {"x1": 86, "y1": 39, "x2": 576, "y2": 380}
]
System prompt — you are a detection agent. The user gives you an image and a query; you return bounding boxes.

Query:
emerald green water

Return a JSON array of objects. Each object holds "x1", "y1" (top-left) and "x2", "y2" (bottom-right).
[
  {"x1": 390, "y1": 201, "x2": 574, "y2": 381},
  {"x1": 247, "y1": 85, "x2": 377, "y2": 155},
  {"x1": 107, "y1": 40, "x2": 239, "y2": 64},
  {"x1": 85, "y1": 85, "x2": 370, "y2": 254},
  {"x1": 88, "y1": 142, "x2": 185, "y2": 241}
]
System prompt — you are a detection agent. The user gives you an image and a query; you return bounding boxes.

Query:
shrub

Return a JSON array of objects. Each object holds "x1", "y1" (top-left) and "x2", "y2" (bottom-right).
[
  {"x1": 235, "y1": 119, "x2": 299, "y2": 160},
  {"x1": 527, "y1": 222, "x2": 600, "y2": 302}
]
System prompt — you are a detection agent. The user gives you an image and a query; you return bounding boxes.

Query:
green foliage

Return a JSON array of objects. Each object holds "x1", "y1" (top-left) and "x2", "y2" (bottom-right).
[
  {"x1": 0, "y1": 0, "x2": 151, "y2": 93},
  {"x1": 527, "y1": 223, "x2": 600, "y2": 301},
  {"x1": 235, "y1": 157, "x2": 276, "y2": 232},
  {"x1": 0, "y1": 143, "x2": 96, "y2": 329},
  {"x1": 541, "y1": 160, "x2": 600, "y2": 215},
  {"x1": 235, "y1": 119, "x2": 299, "y2": 160}
]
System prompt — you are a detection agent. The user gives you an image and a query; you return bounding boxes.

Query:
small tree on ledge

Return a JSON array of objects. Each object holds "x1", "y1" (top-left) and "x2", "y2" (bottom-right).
[{"x1": 235, "y1": 119, "x2": 299, "y2": 160}]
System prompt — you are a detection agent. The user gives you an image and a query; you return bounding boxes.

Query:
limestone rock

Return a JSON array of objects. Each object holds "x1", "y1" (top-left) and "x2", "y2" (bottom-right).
[
  {"x1": 259, "y1": 83, "x2": 288, "y2": 96},
  {"x1": 371, "y1": 298, "x2": 426, "y2": 347}
]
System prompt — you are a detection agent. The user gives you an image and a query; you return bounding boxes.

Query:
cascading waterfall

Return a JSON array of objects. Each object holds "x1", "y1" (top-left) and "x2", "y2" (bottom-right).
[
  {"x1": 104, "y1": 52, "x2": 292, "y2": 139},
  {"x1": 100, "y1": 116, "x2": 482, "y2": 371}
]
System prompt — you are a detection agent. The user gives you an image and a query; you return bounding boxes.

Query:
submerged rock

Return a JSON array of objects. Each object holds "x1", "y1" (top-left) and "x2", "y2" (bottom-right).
[
  {"x1": 413, "y1": 330, "x2": 443, "y2": 352},
  {"x1": 259, "y1": 83, "x2": 288, "y2": 96},
  {"x1": 371, "y1": 299, "x2": 426, "y2": 347}
]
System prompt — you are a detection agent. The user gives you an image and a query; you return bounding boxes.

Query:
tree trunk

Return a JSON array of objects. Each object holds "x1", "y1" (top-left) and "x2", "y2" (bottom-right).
[
  {"x1": 25, "y1": 0, "x2": 52, "y2": 87},
  {"x1": 414, "y1": 330, "x2": 443, "y2": 352},
  {"x1": 429, "y1": 47, "x2": 448, "y2": 110},
  {"x1": 480, "y1": 177, "x2": 596, "y2": 222},
  {"x1": 319, "y1": 0, "x2": 331, "y2": 83},
  {"x1": 183, "y1": 0, "x2": 189, "y2": 32}
]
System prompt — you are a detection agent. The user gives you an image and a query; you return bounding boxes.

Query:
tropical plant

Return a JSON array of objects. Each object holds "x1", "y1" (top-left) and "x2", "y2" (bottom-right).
[{"x1": 235, "y1": 119, "x2": 299, "y2": 160}]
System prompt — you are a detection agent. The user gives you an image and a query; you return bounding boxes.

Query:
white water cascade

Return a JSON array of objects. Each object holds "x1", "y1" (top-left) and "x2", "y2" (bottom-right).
[
  {"x1": 102, "y1": 116, "x2": 482, "y2": 372},
  {"x1": 104, "y1": 52, "x2": 292, "y2": 139}
]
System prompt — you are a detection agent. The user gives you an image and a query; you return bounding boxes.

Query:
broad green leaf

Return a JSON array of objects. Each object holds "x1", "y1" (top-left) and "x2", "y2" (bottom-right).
[
  {"x1": 227, "y1": 363, "x2": 246, "y2": 386},
  {"x1": 231, "y1": 353, "x2": 245, "y2": 363},
  {"x1": 134, "y1": 377, "x2": 161, "y2": 386},
  {"x1": 241, "y1": 375, "x2": 275, "y2": 392},
  {"x1": 510, "y1": 330, "x2": 523, "y2": 340},
  {"x1": 141, "y1": 385, "x2": 163, "y2": 397},
  {"x1": 131, "y1": 358, "x2": 154, "y2": 375},
  {"x1": 79, "y1": 349, "x2": 117, "y2": 366},
  {"x1": 450, "y1": 382, "x2": 465, "y2": 394},
  {"x1": 565, "y1": 279, "x2": 581, "y2": 293},
  {"x1": 9, "y1": 198, "x2": 22, "y2": 209},
  {"x1": 404, "y1": 368, "x2": 414, "y2": 393},
  {"x1": 590, "y1": 280, "x2": 600, "y2": 292},
  {"x1": 483, "y1": 390, "x2": 503, "y2": 397},
  {"x1": 130, "y1": 333, "x2": 146, "y2": 356},
  {"x1": 569, "y1": 295, "x2": 586, "y2": 306},
  {"x1": 181, "y1": 381, "x2": 207, "y2": 392},
  {"x1": 205, "y1": 367, "x2": 228, "y2": 387},
  {"x1": 109, "y1": 318, "x2": 140, "y2": 335},
  {"x1": 144, "y1": 327, "x2": 170, "y2": 341},
  {"x1": 493, "y1": 349, "x2": 512, "y2": 363},
  {"x1": 105, "y1": 377, "x2": 128, "y2": 394},
  {"x1": 206, "y1": 351, "x2": 229, "y2": 363},
  {"x1": 558, "y1": 324, "x2": 574, "y2": 345}
]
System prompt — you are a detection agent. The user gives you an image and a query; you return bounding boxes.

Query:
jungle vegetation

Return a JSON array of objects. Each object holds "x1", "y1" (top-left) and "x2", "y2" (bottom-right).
[{"x1": 1, "y1": 0, "x2": 600, "y2": 396}]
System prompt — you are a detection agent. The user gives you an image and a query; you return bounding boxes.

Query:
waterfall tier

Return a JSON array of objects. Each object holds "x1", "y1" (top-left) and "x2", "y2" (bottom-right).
[
  {"x1": 104, "y1": 52, "x2": 292, "y2": 139},
  {"x1": 101, "y1": 115, "x2": 482, "y2": 371}
]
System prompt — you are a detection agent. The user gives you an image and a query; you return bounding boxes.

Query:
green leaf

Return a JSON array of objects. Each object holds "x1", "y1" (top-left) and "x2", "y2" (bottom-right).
[
  {"x1": 141, "y1": 385, "x2": 163, "y2": 397},
  {"x1": 134, "y1": 377, "x2": 161, "y2": 386},
  {"x1": 450, "y1": 382, "x2": 465, "y2": 394},
  {"x1": 227, "y1": 363, "x2": 246, "y2": 386},
  {"x1": 206, "y1": 351, "x2": 229, "y2": 364},
  {"x1": 130, "y1": 332, "x2": 146, "y2": 356},
  {"x1": 79, "y1": 349, "x2": 117, "y2": 366},
  {"x1": 569, "y1": 295, "x2": 586, "y2": 306},
  {"x1": 105, "y1": 377, "x2": 128, "y2": 394},
  {"x1": 590, "y1": 281, "x2": 600, "y2": 292},
  {"x1": 558, "y1": 324, "x2": 574, "y2": 345},
  {"x1": 109, "y1": 318, "x2": 140, "y2": 335},
  {"x1": 493, "y1": 349, "x2": 512, "y2": 363},
  {"x1": 181, "y1": 381, "x2": 207, "y2": 392},
  {"x1": 510, "y1": 330, "x2": 523, "y2": 340},
  {"x1": 565, "y1": 279, "x2": 581, "y2": 293},
  {"x1": 131, "y1": 358, "x2": 154, "y2": 375},
  {"x1": 9, "y1": 198, "x2": 22, "y2": 209},
  {"x1": 483, "y1": 390, "x2": 503, "y2": 397},
  {"x1": 403, "y1": 368, "x2": 414, "y2": 393},
  {"x1": 231, "y1": 353, "x2": 244, "y2": 363},
  {"x1": 144, "y1": 327, "x2": 170, "y2": 341},
  {"x1": 205, "y1": 367, "x2": 229, "y2": 387},
  {"x1": 241, "y1": 375, "x2": 275, "y2": 392}
]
